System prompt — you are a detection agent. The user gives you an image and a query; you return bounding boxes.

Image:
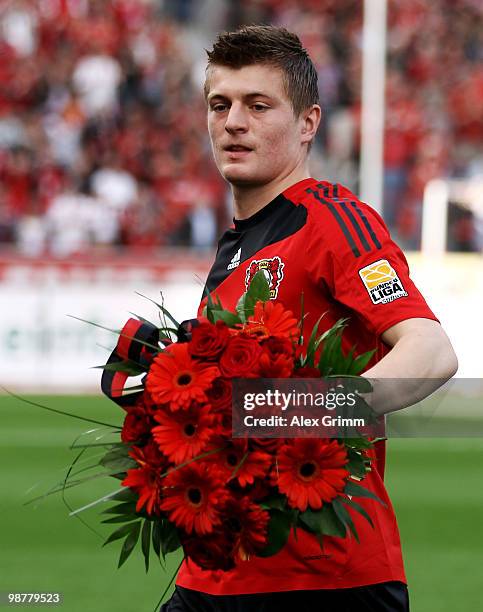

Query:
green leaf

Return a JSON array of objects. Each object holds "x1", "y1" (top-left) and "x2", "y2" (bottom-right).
[
  {"x1": 246, "y1": 269, "x2": 271, "y2": 303},
  {"x1": 210, "y1": 310, "x2": 242, "y2": 326},
  {"x1": 342, "y1": 498, "x2": 374, "y2": 528},
  {"x1": 152, "y1": 521, "x2": 161, "y2": 558},
  {"x1": 299, "y1": 504, "x2": 347, "y2": 538},
  {"x1": 101, "y1": 502, "x2": 137, "y2": 515},
  {"x1": 67, "y1": 315, "x2": 160, "y2": 352},
  {"x1": 316, "y1": 319, "x2": 349, "y2": 375},
  {"x1": 344, "y1": 437, "x2": 374, "y2": 450},
  {"x1": 348, "y1": 350, "x2": 376, "y2": 375},
  {"x1": 104, "y1": 521, "x2": 140, "y2": 547},
  {"x1": 346, "y1": 448, "x2": 370, "y2": 479},
  {"x1": 236, "y1": 270, "x2": 270, "y2": 322},
  {"x1": 204, "y1": 289, "x2": 218, "y2": 323},
  {"x1": 111, "y1": 488, "x2": 138, "y2": 503},
  {"x1": 344, "y1": 480, "x2": 386, "y2": 506},
  {"x1": 160, "y1": 521, "x2": 181, "y2": 559},
  {"x1": 332, "y1": 498, "x2": 359, "y2": 543},
  {"x1": 142, "y1": 520, "x2": 152, "y2": 573},
  {"x1": 118, "y1": 521, "x2": 142, "y2": 568},
  {"x1": 100, "y1": 447, "x2": 137, "y2": 473},
  {"x1": 68, "y1": 488, "x2": 128, "y2": 516},
  {"x1": 257, "y1": 509, "x2": 292, "y2": 557},
  {"x1": 298, "y1": 292, "x2": 305, "y2": 346},
  {"x1": 304, "y1": 314, "x2": 326, "y2": 367},
  {"x1": 128, "y1": 312, "x2": 155, "y2": 326},
  {"x1": 259, "y1": 494, "x2": 286, "y2": 512},
  {"x1": 92, "y1": 360, "x2": 147, "y2": 376},
  {"x1": 134, "y1": 291, "x2": 180, "y2": 329},
  {"x1": 2, "y1": 388, "x2": 121, "y2": 430},
  {"x1": 102, "y1": 514, "x2": 140, "y2": 524}
]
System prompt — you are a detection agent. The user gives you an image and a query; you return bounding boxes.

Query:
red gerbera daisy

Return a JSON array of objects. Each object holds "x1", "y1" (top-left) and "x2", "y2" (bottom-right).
[
  {"x1": 146, "y1": 343, "x2": 219, "y2": 410},
  {"x1": 122, "y1": 441, "x2": 166, "y2": 515},
  {"x1": 222, "y1": 496, "x2": 270, "y2": 560},
  {"x1": 273, "y1": 439, "x2": 349, "y2": 512},
  {"x1": 210, "y1": 440, "x2": 272, "y2": 487},
  {"x1": 242, "y1": 300, "x2": 300, "y2": 341},
  {"x1": 152, "y1": 404, "x2": 217, "y2": 465},
  {"x1": 259, "y1": 336, "x2": 295, "y2": 377},
  {"x1": 160, "y1": 462, "x2": 227, "y2": 535},
  {"x1": 182, "y1": 532, "x2": 236, "y2": 571}
]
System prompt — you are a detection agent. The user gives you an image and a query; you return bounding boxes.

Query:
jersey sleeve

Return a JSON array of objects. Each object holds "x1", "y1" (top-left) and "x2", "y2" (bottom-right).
[{"x1": 306, "y1": 191, "x2": 439, "y2": 337}]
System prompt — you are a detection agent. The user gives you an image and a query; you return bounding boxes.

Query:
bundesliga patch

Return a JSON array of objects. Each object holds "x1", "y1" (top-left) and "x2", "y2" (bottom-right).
[
  {"x1": 245, "y1": 256, "x2": 284, "y2": 299},
  {"x1": 359, "y1": 259, "x2": 408, "y2": 304}
]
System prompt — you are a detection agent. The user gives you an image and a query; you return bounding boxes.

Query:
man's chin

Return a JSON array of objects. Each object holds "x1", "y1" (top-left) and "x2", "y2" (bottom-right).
[{"x1": 221, "y1": 166, "x2": 264, "y2": 187}]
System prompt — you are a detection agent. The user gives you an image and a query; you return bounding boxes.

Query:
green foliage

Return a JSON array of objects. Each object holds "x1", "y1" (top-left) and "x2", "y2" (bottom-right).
[
  {"x1": 342, "y1": 497, "x2": 374, "y2": 528},
  {"x1": 299, "y1": 504, "x2": 347, "y2": 538},
  {"x1": 92, "y1": 360, "x2": 148, "y2": 376},
  {"x1": 258, "y1": 509, "x2": 293, "y2": 557},
  {"x1": 211, "y1": 310, "x2": 242, "y2": 326},
  {"x1": 141, "y1": 520, "x2": 152, "y2": 573},
  {"x1": 100, "y1": 446, "x2": 136, "y2": 475},
  {"x1": 346, "y1": 447, "x2": 371, "y2": 479},
  {"x1": 332, "y1": 498, "x2": 359, "y2": 542},
  {"x1": 118, "y1": 521, "x2": 142, "y2": 568},
  {"x1": 304, "y1": 317, "x2": 376, "y2": 376},
  {"x1": 134, "y1": 291, "x2": 180, "y2": 330},
  {"x1": 236, "y1": 270, "x2": 271, "y2": 323},
  {"x1": 152, "y1": 519, "x2": 181, "y2": 561},
  {"x1": 260, "y1": 494, "x2": 287, "y2": 512},
  {"x1": 345, "y1": 480, "x2": 386, "y2": 506},
  {"x1": 302, "y1": 314, "x2": 326, "y2": 367}
]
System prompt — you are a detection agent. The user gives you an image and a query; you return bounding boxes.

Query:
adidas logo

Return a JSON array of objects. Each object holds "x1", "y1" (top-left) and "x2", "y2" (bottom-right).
[{"x1": 227, "y1": 248, "x2": 241, "y2": 270}]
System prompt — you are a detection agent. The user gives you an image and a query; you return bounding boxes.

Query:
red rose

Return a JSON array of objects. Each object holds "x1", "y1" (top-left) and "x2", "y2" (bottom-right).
[
  {"x1": 259, "y1": 336, "x2": 294, "y2": 377},
  {"x1": 206, "y1": 377, "x2": 232, "y2": 412},
  {"x1": 121, "y1": 406, "x2": 152, "y2": 443},
  {"x1": 189, "y1": 320, "x2": 230, "y2": 360},
  {"x1": 219, "y1": 336, "x2": 262, "y2": 378}
]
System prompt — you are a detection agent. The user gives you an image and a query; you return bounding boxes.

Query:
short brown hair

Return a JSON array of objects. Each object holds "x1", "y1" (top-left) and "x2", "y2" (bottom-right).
[{"x1": 205, "y1": 25, "x2": 319, "y2": 117}]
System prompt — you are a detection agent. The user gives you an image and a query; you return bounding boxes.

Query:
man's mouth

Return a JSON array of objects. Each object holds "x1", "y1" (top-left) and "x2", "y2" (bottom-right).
[{"x1": 224, "y1": 145, "x2": 253, "y2": 152}]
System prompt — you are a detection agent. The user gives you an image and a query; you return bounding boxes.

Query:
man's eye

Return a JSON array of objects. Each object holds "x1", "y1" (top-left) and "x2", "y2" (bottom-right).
[
  {"x1": 252, "y1": 104, "x2": 268, "y2": 112},
  {"x1": 212, "y1": 104, "x2": 227, "y2": 112}
]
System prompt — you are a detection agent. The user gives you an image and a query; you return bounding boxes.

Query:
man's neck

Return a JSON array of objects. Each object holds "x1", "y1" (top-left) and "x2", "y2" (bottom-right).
[{"x1": 232, "y1": 167, "x2": 311, "y2": 221}]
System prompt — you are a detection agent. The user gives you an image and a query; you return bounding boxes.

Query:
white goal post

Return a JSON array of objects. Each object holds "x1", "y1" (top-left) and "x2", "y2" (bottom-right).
[{"x1": 421, "y1": 177, "x2": 483, "y2": 255}]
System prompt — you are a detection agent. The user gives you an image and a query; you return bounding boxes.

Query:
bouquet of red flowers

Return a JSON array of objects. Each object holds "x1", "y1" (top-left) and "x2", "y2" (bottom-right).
[{"x1": 92, "y1": 272, "x2": 381, "y2": 573}]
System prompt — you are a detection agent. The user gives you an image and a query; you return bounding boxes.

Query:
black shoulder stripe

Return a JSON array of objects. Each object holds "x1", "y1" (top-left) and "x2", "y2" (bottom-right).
[
  {"x1": 306, "y1": 187, "x2": 361, "y2": 257},
  {"x1": 348, "y1": 200, "x2": 382, "y2": 250},
  {"x1": 337, "y1": 199, "x2": 372, "y2": 253},
  {"x1": 311, "y1": 183, "x2": 382, "y2": 254}
]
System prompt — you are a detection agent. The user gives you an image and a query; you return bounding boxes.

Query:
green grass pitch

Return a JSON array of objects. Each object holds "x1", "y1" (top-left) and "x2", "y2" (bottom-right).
[{"x1": 1, "y1": 395, "x2": 482, "y2": 611}]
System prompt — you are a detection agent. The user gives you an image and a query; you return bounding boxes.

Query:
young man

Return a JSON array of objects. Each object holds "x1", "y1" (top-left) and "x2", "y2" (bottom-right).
[{"x1": 161, "y1": 25, "x2": 458, "y2": 612}]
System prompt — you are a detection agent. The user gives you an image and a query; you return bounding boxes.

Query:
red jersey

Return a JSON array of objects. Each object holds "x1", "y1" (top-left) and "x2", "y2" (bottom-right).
[{"x1": 176, "y1": 177, "x2": 438, "y2": 595}]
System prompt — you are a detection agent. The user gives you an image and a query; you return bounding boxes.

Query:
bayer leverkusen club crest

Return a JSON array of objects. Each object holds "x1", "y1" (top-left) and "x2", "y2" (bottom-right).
[{"x1": 245, "y1": 256, "x2": 285, "y2": 299}]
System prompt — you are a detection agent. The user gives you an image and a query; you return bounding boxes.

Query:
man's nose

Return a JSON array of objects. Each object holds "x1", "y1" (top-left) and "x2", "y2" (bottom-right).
[{"x1": 224, "y1": 103, "x2": 248, "y2": 134}]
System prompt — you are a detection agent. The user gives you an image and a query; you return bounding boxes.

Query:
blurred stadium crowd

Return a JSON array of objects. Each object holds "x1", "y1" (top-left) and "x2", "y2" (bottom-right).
[{"x1": 0, "y1": 0, "x2": 481, "y2": 256}]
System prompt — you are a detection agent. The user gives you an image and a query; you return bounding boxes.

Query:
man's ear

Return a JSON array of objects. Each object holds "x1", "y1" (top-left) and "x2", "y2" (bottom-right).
[{"x1": 300, "y1": 105, "x2": 322, "y2": 146}]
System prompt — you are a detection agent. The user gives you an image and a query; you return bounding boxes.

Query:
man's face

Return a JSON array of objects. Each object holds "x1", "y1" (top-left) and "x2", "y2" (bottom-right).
[{"x1": 206, "y1": 64, "x2": 305, "y2": 187}]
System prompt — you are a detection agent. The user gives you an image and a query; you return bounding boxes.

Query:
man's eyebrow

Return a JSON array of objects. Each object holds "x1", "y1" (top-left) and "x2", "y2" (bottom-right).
[{"x1": 207, "y1": 92, "x2": 274, "y2": 103}]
